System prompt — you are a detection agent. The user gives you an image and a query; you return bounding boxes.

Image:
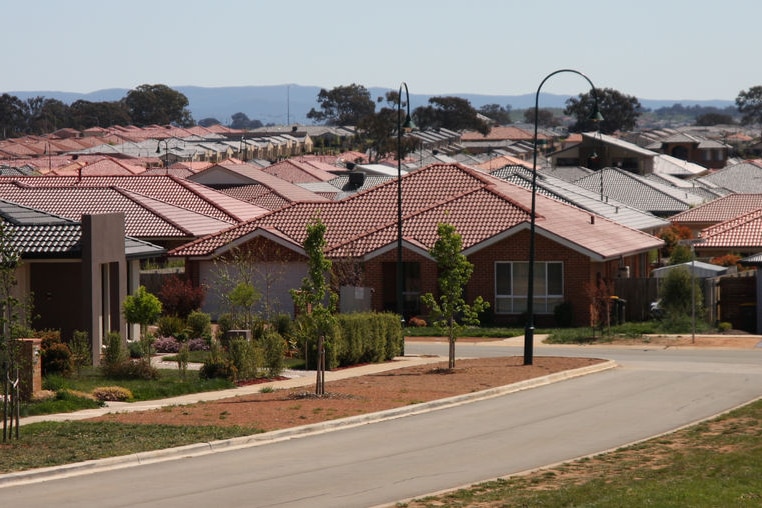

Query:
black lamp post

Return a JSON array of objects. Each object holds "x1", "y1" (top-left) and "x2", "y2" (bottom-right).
[
  {"x1": 525, "y1": 69, "x2": 602, "y2": 366},
  {"x1": 397, "y1": 82, "x2": 415, "y2": 354}
]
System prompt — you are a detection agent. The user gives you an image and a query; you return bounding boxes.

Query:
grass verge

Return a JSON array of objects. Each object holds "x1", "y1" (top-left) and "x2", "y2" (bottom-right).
[
  {"x1": 0, "y1": 422, "x2": 260, "y2": 473},
  {"x1": 401, "y1": 398, "x2": 762, "y2": 507}
]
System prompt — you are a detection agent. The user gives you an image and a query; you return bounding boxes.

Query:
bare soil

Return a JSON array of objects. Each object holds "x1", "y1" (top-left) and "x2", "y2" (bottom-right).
[{"x1": 88, "y1": 356, "x2": 604, "y2": 430}]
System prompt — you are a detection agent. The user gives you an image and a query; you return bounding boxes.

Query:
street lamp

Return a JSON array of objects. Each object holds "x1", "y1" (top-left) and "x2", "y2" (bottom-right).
[
  {"x1": 397, "y1": 82, "x2": 415, "y2": 354},
  {"x1": 679, "y1": 238, "x2": 705, "y2": 343},
  {"x1": 156, "y1": 139, "x2": 172, "y2": 173},
  {"x1": 525, "y1": 69, "x2": 603, "y2": 366}
]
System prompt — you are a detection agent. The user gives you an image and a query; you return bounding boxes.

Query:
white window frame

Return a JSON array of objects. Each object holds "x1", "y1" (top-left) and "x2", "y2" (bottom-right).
[{"x1": 494, "y1": 261, "x2": 564, "y2": 315}]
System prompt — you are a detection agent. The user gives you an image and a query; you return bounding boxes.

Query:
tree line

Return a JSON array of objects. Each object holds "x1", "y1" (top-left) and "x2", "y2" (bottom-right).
[
  {"x1": 0, "y1": 84, "x2": 195, "y2": 138},
  {"x1": 3, "y1": 81, "x2": 762, "y2": 143}
]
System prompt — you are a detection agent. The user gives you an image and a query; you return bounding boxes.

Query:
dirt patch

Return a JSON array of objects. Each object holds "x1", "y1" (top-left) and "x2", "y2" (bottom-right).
[{"x1": 87, "y1": 356, "x2": 604, "y2": 430}]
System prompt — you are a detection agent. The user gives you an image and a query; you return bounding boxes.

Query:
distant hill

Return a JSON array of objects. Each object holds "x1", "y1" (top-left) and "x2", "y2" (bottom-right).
[{"x1": 6, "y1": 84, "x2": 735, "y2": 127}]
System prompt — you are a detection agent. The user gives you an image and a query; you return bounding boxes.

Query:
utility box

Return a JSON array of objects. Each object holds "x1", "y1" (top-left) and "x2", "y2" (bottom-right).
[{"x1": 18, "y1": 338, "x2": 42, "y2": 401}]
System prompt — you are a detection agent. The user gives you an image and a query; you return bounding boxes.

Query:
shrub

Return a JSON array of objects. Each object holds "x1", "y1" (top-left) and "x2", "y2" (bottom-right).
[
  {"x1": 216, "y1": 313, "x2": 236, "y2": 339},
  {"x1": 157, "y1": 315, "x2": 185, "y2": 338},
  {"x1": 38, "y1": 329, "x2": 62, "y2": 351},
  {"x1": 42, "y1": 342, "x2": 73, "y2": 377},
  {"x1": 227, "y1": 338, "x2": 260, "y2": 380},
  {"x1": 102, "y1": 331, "x2": 126, "y2": 369},
  {"x1": 273, "y1": 313, "x2": 295, "y2": 337},
  {"x1": 261, "y1": 329, "x2": 287, "y2": 378},
  {"x1": 91, "y1": 386, "x2": 134, "y2": 402},
  {"x1": 186, "y1": 310, "x2": 212, "y2": 340},
  {"x1": 154, "y1": 336, "x2": 182, "y2": 353},
  {"x1": 103, "y1": 360, "x2": 160, "y2": 380},
  {"x1": 176, "y1": 344, "x2": 190, "y2": 379},
  {"x1": 70, "y1": 330, "x2": 91, "y2": 372},
  {"x1": 718, "y1": 321, "x2": 733, "y2": 332},
  {"x1": 157, "y1": 275, "x2": 205, "y2": 318},
  {"x1": 199, "y1": 359, "x2": 237, "y2": 381},
  {"x1": 127, "y1": 340, "x2": 143, "y2": 359},
  {"x1": 187, "y1": 337, "x2": 210, "y2": 351}
]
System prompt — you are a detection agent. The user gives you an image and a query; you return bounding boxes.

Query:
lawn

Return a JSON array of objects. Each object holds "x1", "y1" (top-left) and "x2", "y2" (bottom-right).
[{"x1": 402, "y1": 398, "x2": 762, "y2": 507}]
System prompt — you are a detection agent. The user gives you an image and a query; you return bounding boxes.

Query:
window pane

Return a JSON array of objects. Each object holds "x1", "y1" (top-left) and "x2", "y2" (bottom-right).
[
  {"x1": 496, "y1": 263, "x2": 511, "y2": 295},
  {"x1": 495, "y1": 296, "x2": 512, "y2": 313},
  {"x1": 513, "y1": 262, "x2": 528, "y2": 295},
  {"x1": 547, "y1": 263, "x2": 563, "y2": 295}
]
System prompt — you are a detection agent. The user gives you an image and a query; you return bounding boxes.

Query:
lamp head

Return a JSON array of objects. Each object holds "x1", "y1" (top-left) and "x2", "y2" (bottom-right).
[
  {"x1": 402, "y1": 114, "x2": 416, "y2": 132},
  {"x1": 589, "y1": 104, "x2": 604, "y2": 122}
]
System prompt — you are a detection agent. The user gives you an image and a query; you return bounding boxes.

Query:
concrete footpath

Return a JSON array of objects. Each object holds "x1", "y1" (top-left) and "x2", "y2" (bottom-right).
[{"x1": 4, "y1": 341, "x2": 616, "y2": 487}]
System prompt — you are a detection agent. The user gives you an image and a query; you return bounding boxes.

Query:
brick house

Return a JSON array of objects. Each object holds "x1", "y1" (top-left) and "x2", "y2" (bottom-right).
[{"x1": 170, "y1": 163, "x2": 662, "y2": 327}]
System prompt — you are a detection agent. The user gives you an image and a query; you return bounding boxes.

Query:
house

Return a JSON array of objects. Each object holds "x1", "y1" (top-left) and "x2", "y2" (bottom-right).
[
  {"x1": 693, "y1": 208, "x2": 762, "y2": 259},
  {"x1": 668, "y1": 194, "x2": 762, "y2": 238},
  {"x1": 460, "y1": 126, "x2": 546, "y2": 157},
  {"x1": 0, "y1": 175, "x2": 269, "y2": 249},
  {"x1": 489, "y1": 166, "x2": 670, "y2": 235},
  {"x1": 625, "y1": 128, "x2": 730, "y2": 169},
  {"x1": 571, "y1": 166, "x2": 705, "y2": 217},
  {"x1": 0, "y1": 201, "x2": 164, "y2": 363},
  {"x1": 169, "y1": 162, "x2": 662, "y2": 327},
  {"x1": 187, "y1": 161, "x2": 331, "y2": 210},
  {"x1": 695, "y1": 162, "x2": 762, "y2": 193}
]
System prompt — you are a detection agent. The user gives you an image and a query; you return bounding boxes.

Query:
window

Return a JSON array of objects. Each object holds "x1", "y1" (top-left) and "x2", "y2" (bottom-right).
[{"x1": 494, "y1": 261, "x2": 564, "y2": 314}]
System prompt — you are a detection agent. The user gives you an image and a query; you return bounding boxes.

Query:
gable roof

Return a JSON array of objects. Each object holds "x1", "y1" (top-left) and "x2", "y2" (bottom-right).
[
  {"x1": 170, "y1": 163, "x2": 662, "y2": 262},
  {"x1": 697, "y1": 162, "x2": 762, "y2": 193},
  {"x1": 0, "y1": 200, "x2": 164, "y2": 259},
  {"x1": 0, "y1": 175, "x2": 268, "y2": 223},
  {"x1": 0, "y1": 183, "x2": 231, "y2": 240},
  {"x1": 188, "y1": 162, "x2": 330, "y2": 209},
  {"x1": 669, "y1": 194, "x2": 762, "y2": 224},
  {"x1": 698, "y1": 207, "x2": 762, "y2": 251},
  {"x1": 259, "y1": 159, "x2": 340, "y2": 183},
  {"x1": 572, "y1": 167, "x2": 704, "y2": 216},
  {"x1": 491, "y1": 166, "x2": 669, "y2": 232}
]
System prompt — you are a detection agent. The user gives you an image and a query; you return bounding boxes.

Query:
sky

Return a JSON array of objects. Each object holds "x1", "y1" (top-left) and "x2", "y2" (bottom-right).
[{"x1": 3, "y1": 0, "x2": 761, "y2": 102}]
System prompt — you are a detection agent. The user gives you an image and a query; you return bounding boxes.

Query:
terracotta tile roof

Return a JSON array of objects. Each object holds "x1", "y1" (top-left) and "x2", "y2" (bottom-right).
[
  {"x1": 48, "y1": 157, "x2": 146, "y2": 176},
  {"x1": 0, "y1": 175, "x2": 268, "y2": 223},
  {"x1": 219, "y1": 184, "x2": 292, "y2": 210},
  {"x1": 170, "y1": 163, "x2": 662, "y2": 261},
  {"x1": 474, "y1": 155, "x2": 533, "y2": 171},
  {"x1": 669, "y1": 194, "x2": 762, "y2": 224},
  {"x1": 189, "y1": 162, "x2": 331, "y2": 209},
  {"x1": 699, "y1": 208, "x2": 762, "y2": 250},
  {"x1": 260, "y1": 159, "x2": 339, "y2": 183},
  {"x1": 460, "y1": 126, "x2": 539, "y2": 142},
  {"x1": 0, "y1": 184, "x2": 230, "y2": 239}
]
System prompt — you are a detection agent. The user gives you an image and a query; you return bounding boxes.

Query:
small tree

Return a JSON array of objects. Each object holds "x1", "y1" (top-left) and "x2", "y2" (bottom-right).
[
  {"x1": 122, "y1": 286, "x2": 162, "y2": 364},
  {"x1": 290, "y1": 216, "x2": 337, "y2": 394},
  {"x1": 660, "y1": 267, "x2": 702, "y2": 319},
  {"x1": 421, "y1": 222, "x2": 489, "y2": 370},
  {"x1": 0, "y1": 222, "x2": 26, "y2": 441}
]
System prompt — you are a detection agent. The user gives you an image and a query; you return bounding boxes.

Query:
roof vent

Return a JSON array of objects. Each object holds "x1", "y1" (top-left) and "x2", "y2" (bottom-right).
[{"x1": 590, "y1": 215, "x2": 595, "y2": 224}]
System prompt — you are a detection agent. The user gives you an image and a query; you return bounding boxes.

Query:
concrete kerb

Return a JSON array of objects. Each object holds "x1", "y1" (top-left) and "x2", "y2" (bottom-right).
[{"x1": 1, "y1": 356, "x2": 616, "y2": 488}]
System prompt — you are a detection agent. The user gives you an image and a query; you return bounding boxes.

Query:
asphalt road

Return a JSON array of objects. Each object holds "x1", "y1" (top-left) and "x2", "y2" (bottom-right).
[{"x1": 3, "y1": 341, "x2": 762, "y2": 507}]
